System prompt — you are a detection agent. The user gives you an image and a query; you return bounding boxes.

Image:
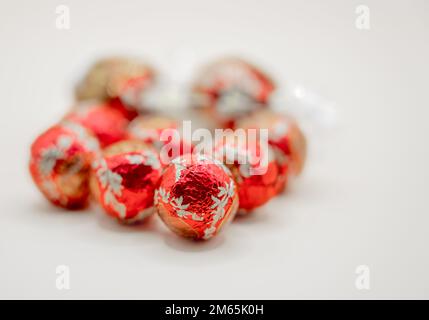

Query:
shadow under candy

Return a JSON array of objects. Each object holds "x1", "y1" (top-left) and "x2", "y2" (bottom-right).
[
  {"x1": 95, "y1": 208, "x2": 160, "y2": 235},
  {"x1": 161, "y1": 228, "x2": 226, "y2": 253}
]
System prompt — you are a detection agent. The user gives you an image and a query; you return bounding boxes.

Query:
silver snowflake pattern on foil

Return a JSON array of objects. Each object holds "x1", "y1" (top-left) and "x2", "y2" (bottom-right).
[
  {"x1": 129, "y1": 124, "x2": 159, "y2": 142},
  {"x1": 157, "y1": 187, "x2": 170, "y2": 204},
  {"x1": 203, "y1": 181, "x2": 235, "y2": 240},
  {"x1": 126, "y1": 154, "x2": 144, "y2": 165},
  {"x1": 96, "y1": 160, "x2": 127, "y2": 218},
  {"x1": 170, "y1": 196, "x2": 191, "y2": 218},
  {"x1": 126, "y1": 151, "x2": 160, "y2": 169},
  {"x1": 161, "y1": 194, "x2": 203, "y2": 222},
  {"x1": 203, "y1": 226, "x2": 216, "y2": 240},
  {"x1": 216, "y1": 88, "x2": 256, "y2": 117},
  {"x1": 37, "y1": 134, "x2": 74, "y2": 205},
  {"x1": 143, "y1": 150, "x2": 161, "y2": 169},
  {"x1": 38, "y1": 135, "x2": 72, "y2": 176},
  {"x1": 97, "y1": 163, "x2": 123, "y2": 196},
  {"x1": 61, "y1": 120, "x2": 100, "y2": 152},
  {"x1": 104, "y1": 190, "x2": 127, "y2": 218},
  {"x1": 210, "y1": 181, "x2": 235, "y2": 222}
]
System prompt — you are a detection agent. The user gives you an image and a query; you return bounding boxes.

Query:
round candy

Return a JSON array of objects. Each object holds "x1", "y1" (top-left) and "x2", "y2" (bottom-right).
[
  {"x1": 155, "y1": 154, "x2": 238, "y2": 240},
  {"x1": 235, "y1": 109, "x2": 307, "y2": 191},
  {"x1": 75, "y1": 56, "x2": 155, "y2": 107},
  {"x1": 213, "y1": 133, "x2": 278, "y2": 213},
  {"x1": 192, "y1": 57, "x2": 275, "y2": 127},
  {"x1": 92, "y1": 140, "x2": 162, "y2": 224},
  {"x1": 29, "y1": 121, "x2": 100, "y2": 209},
  {"x1": 64, "y1": 100, "x2": 129, "y2": 148}
]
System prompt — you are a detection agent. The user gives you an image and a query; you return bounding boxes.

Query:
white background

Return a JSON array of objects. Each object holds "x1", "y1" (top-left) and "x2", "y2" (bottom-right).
[{"x1": 0, "y1": 0, "x2": 428, "y2": 299}]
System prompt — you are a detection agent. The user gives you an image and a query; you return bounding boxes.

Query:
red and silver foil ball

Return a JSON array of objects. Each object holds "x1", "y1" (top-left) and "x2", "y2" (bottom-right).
[
  {"x1": 75, "y1": 56, "x2": 155, "y2": 112},
  {"x1": 92, "y1": 140, "x2": 162, "y2": 224},
  {"x1": 192, "y1": 57, "x2": 275, "y2": 127},
  {"x1": 64, "y1": 100, "x2": 129, "y2": 148},
  {"x1": 213, "y1": 133, "x2": 278, "y2": 213},
  {"x1": 29, "y1": 121, "x2": 100, "y2": 209},
  {"x1": 154, "y1": 154, "x2": 239, "y2": 240},
  {"x1": 235, "y1": 110, "x2": 307, "y2": 193}
]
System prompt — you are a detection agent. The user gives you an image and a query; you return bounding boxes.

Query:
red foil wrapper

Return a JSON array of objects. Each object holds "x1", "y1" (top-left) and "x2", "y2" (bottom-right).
[
  {"x1": 235, "y1": 110, "x2": 307, "y2": 192},
  {"x1": 108, "y1": 97, "x2": 139, "y2": 121},
  {"x1": 155, "y1": 154, "x2": 238, "y2": 240},
  {"x1": 128, "y1": 115, "x2": 193, "y2": 165},
  {"x1": 192, "y1": 57, "x2": 275, "y2": 127},
  {"x1": 213, "y1": 134, "x2": 278, "y2": 213},
  {"x1": 75, "y1": 57, "x2": 155, "y2": 111},
  {"x1": 64, "y1": 100, "x2": 129, "y2": 148},
  {"x1": 29, "y1": 121, "x2": 100, "y2": 209},
  {"x1": 92, "y1": 140, "x2": 162, "y2": 224}
]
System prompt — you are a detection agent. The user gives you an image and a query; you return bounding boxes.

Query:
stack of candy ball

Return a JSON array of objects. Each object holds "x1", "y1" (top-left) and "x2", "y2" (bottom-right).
[{"x1": 29, "y1": 56, "x2": 306, "y2": 241}]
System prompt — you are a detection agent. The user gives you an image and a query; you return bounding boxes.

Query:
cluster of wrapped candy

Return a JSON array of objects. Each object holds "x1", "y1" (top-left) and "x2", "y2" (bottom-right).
[{"x1": 29, "y1": 56, "x2": 306, "y2": 240}]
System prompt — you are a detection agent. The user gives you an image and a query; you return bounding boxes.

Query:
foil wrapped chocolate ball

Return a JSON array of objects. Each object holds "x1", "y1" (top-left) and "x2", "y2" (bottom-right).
[
  {"x1": 64, "y1": 100, "x2": 129, "y2": 148},
  {"x1": 75, "y1": 56, "x2": 155, "y2": 109},
  {"x1": 128, "y1": 115, "x2": 193, "y2": 165},
  {"x1": 192, "y1": 57, "x2": 275, "y2": 127},
  {"x1": 29, "y1": 121, "x2": 100, "y2": 209},
  {"x1": 235, "y1": 110, "x2": 307, "y2": 193},
  {"x1": 154, "y1": 154, "x2": 238, "y2": 240},
  {"x1": 213, "y1": 133, "x2": 278, "y2": 213},
  {"x1": 91, "y1": 140, "x2": 162, "y2": 224}
]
